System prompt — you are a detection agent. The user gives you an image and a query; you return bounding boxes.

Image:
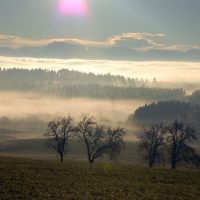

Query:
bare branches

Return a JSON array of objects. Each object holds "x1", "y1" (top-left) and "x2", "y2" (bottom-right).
[
  {"x1": 45, "y1": 115, "x2": 75, "y2": 162},
  {"x1": 107, "y1": 127, "x2": 126, "y2": 160},
  {"x1": 45, "y1": 115, "x2": 126, "y2": 164},
  {"x1": 77, "y1": 116, "x2": 126, "y2": 163},
  {"x1": 168, "y1": 120, "x2": 199, "y2": 169},
  {"x1": 139, "y1": 120, "x2": 200, "y2": 169},
  {"x1": 139, "y1": 123, "x2": 167, "y2": 168}
]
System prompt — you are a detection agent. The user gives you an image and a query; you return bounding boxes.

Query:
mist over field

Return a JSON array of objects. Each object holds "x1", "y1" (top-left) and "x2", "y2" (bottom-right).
[
  {"x1": 0, "y1": 67, "x2": 199, "y2": 144},
  {"x1": 0, "y1": 91, "x2": 147, "y2": 121},
  {"x1": 0, "y1": 91, "x2": 146, "y2": 140}
]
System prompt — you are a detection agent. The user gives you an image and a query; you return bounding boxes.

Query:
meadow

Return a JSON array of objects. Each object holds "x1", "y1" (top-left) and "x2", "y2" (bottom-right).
[{"x1": 1, "y1": 156, "x2": 200, "y2": 200}]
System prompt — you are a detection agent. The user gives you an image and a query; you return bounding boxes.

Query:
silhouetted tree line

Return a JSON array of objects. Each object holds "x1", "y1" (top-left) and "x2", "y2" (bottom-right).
[
  {"x1": 45, "y1": 114, "x2": 200, "y2": 168},
  {"x1": 0, "y1": 116, "x2": 47, "y2": 131},
  {"x1": 0, "y1": 68, "x2": 143, "y2": 88},
  {"x1": 131, "y1": 101, "x2": 200, "y2": 132},
  {"x1": 0, "y1": 68, "x2": 186, "y2": 100},
  {"x1": 45, "y1": 115, "x2": 126, "y2": 163},
  {"x1": 190, "y1": 90, "x2": 200, "y2": 105},
  {"x1": 139, "y1": 120, "x2": 200, "y2": 169}
]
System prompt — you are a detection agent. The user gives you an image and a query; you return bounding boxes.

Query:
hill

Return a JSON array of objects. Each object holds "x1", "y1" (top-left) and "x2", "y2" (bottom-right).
[
  {"x1": 190, "y1": 90, "x2": 200, "y2": 105},
  {"x1": 128, "y1": 100, "x2": 200, "y2": 145},
  {"x1": 0, "y1": 68, "x2": 186, "y2": 100},
  {"x1": 129, "y1": 101, "x2": 200, "y2": 128}
]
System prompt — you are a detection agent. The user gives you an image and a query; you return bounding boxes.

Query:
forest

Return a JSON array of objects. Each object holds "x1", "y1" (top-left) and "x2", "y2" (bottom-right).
[
  {"x1": 0, "y1": 68, "x2": 186, "y2": 100},
  {"x1": 130, "y1": 101, "x2": 200, "y2": 133}
]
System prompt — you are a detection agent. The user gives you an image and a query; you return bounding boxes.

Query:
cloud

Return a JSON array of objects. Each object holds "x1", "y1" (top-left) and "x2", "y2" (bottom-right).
[
  {"x1": 0, "y1": 34, "x2": 21, "y2": 41},
  {"x1": 136, "y1": 43, "x2": 195, "y2": 52},
  {"x1": 0, "y1": 33, "x2": 199, "y2": 61},
  {"x1": 0, "y1": 32, "x2": 167, "y2": 50},
  {"x1": 107, "y1": 32, "x2": 165, "y2": 46}
]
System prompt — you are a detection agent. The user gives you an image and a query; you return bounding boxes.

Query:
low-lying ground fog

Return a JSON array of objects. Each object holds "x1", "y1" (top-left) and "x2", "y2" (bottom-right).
[{"x1": 0, "y1": 91, "x2": 148, "y2": 140}]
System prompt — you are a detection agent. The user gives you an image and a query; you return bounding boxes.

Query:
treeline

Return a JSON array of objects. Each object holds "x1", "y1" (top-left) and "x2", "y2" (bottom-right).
[
  {"x1": 0, "y1": 116, "x2": 47, "y2": 132},
  {"x1": 45, "y1": 115, "x2": 200, "y2": 169},
  {"x1": 130, "y1": 101, "x2": 200, "y2": 168},
  {"x1": 0, "y1": 68, "x2": 186, "y2": 100},
  {"x1": 130, "y1": 101, "x2": 200, "y2": 135},
  {"x1": 45, "y1": 84, "x2": 185, "y2": 100},
  {"x1": 190, "y1": 90, "x2": 200, "y2": 105},
  {"x1": 0, "y1": 68, "x2": 146, "y2": 88}
]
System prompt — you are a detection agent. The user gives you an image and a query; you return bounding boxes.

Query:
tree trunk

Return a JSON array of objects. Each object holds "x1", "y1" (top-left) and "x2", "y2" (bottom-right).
[
  {"x1": 85, "y1": 143, "x2": 95, "y2": 164},
  {"x1": 88, "y1": 157, "x2": 94, "y2": 164},
  {"x1": 149, "y1": 152, "x2": 155, "y2": 168},
  {"x1": 60, "y1": 155, "x2": 64, "y2": 163},
  {"x1": 149, "y1": 160, "x2": 154, "y2": 168},
  {"x1": 171, "y1": 162, "x2": 176, "y2": 169},
  {"x1": 171, "y1": 157, "x2": 176, "y2": 169},
  {"x1": 170, "y1": 145, "x2": 177, "y2": 169}
]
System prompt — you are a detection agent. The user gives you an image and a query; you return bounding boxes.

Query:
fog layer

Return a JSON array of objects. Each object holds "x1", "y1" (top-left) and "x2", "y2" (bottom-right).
[
  {"x1": 0, "y1": 91, "x2": 147, "y2": 122},
  {"x1": 1, "y1": 56, "x2": 200, "y2": 84}
]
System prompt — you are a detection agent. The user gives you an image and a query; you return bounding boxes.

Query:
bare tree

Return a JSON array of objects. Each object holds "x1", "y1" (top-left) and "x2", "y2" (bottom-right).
[
  {"x1": 45, "y1": 115, "x2": 75, "y2": 162},
  {"x1": 106, "y1": 126, "x2": 126, "y2": 160},
  {"x1": 139, "y1": 123, "x2": 166, "y2": 168},
  {"x1": 77, "y1": 116, "x2": 125, "y2": 163},
  {"x1": 167, "y1": 120, "x2": 200, "y2": 169}
]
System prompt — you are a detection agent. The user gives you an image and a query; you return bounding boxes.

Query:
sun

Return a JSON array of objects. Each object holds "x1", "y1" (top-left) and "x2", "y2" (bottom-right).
[{"x1": 58, "y1": 0, "x2": 88, "y2": 16}]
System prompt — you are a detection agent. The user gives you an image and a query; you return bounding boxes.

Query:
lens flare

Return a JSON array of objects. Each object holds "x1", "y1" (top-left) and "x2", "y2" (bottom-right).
[{"x1": 58, "y1": 0, "x2": 88, "y2": 16}]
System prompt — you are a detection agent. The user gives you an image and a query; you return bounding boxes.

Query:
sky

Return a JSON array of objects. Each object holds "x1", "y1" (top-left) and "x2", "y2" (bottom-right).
[
  {"x1": 0, "y1": 0, "x2": 200, "y2": 50},
  {"x1": 0, "y1": 0, "x2": 200, "y2": 81}
]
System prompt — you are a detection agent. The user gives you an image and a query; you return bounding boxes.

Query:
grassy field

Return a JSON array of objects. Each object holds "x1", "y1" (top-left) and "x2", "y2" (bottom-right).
[
  {"x1": 0, "y1": 139, "x2": 141, "y2": 164},
  {"x1": 0, "y1": 156, "x2": 200, "y2": 200}
]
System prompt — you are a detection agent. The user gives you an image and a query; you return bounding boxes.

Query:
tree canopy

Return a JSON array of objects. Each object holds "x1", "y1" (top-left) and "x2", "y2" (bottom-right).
[
  {"x1": 0, "y1": 68, "x2": 186, "y2": 100},
  {"x1": 131, "y1": 101, "x2": 200, "y2": 134}
]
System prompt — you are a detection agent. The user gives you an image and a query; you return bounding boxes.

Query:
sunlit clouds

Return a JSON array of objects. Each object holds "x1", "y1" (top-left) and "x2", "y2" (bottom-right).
[
  {"x1": 0, "y1": 32, "x2": 197, "y2": 52},
  {"x1": 0, "y1": 32, "x2": 164, "y2": 49},
  {"x1": 58, "y1": 0, "x2": 88, "y2": 16}
]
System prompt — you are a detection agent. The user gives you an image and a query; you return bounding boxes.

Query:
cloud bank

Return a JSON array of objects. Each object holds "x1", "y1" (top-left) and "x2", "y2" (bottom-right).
[
  {"x1": 0, "y1": 32, "x2": 195, "y2": 52},
  {"x1": 0, "y1": 32, "x2": 200, "y2": 62},
  {"x1": 0, "y1": 32, "x2": 163, "y2": 48},
  {"x1": 1, "y1": 56, "x2": 200, "y2": 83}
]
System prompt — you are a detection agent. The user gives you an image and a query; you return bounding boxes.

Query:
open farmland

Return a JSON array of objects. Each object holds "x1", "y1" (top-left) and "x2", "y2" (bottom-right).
[{"x1": 1, "y1": 156, "x2": 200, "y2": 200}]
